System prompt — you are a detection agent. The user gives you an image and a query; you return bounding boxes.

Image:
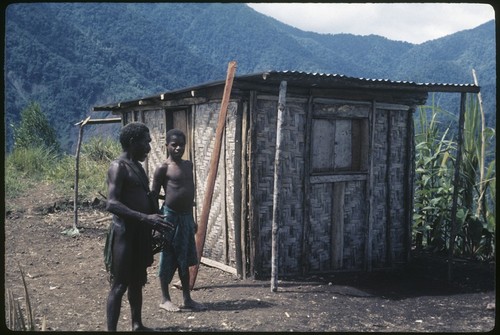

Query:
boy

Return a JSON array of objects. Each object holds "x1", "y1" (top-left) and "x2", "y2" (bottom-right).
[
  {"x1": 152, "y1": 128, "x2": 206, "y2": 312},
  {"x1": 105, "y1": 122, "x2": 172, "y2": 331}
]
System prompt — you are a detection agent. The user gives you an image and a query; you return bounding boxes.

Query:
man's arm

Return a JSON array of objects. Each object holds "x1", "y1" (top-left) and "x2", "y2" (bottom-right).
[
  {"x1": 151, "y1": 163, "x2": 167, "y2": 209},
  {"x1": 106, "y1": 161, "x2": 171, "y2": 229}
]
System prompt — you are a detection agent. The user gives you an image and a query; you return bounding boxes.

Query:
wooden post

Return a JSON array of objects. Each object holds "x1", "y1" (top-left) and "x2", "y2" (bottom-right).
[
  {"x1": 365, "y1": 101, "x2": 376, "y2": 271},
  {"x1": 72, "y1": 116, "x2": 90, "y2": 233},
  {"x1": 271, "y1": 81, "x2": 287, "y2": 292},
  {"x1": 301, "y1": 96, "x2": 314, "y2": 275},
  {"x1": 189, "y1": 61, "x2": 237, "y2": 290},
  {"x1": 472, "y1": 69, "x2": 486, "y2": 219},
  {"x1": 448, "y1": 92, "x2": 467, "y2": 282},
  {"x1": 385, "y1": 110, "x2": 393, "y2": 267}
]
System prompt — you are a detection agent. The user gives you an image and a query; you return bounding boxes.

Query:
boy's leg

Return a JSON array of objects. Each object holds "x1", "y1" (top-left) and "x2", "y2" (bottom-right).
[
  {"x1": 158, "y1": 251, "x2": 180, "y2": 312},
  {"x1": 179, "y1": 267, "x2": 206, "y2": 310},
  {"x1": 159, "y1": 273, "x2": 180, "y2": 312}
]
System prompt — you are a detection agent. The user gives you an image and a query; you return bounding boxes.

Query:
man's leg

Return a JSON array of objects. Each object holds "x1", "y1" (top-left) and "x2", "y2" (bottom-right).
[
  {"x1": 128, "y1": 282, "x2": 152, "y2": 331},
  {"x1": 107, "y1": 281, "x2": 127, "y2": 331}
]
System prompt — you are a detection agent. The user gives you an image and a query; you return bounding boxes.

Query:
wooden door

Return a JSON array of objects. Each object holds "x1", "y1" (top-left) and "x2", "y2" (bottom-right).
[
  {"x1": 306, "y1": 102, "x2": 369, "y2": 272},
  {"x1": 166, "y1": 109, "x2": 191, "y2": 160}
]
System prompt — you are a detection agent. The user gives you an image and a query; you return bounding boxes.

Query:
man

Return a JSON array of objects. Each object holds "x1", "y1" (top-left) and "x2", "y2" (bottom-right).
[{"x1": 105, "y1": 122, "x2": 172, "y2": 331}]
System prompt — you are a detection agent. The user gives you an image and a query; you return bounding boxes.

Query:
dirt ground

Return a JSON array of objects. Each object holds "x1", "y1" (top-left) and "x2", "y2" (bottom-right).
[{"x1": 4, "y1": 182, "x2": 496, "y2": 332}]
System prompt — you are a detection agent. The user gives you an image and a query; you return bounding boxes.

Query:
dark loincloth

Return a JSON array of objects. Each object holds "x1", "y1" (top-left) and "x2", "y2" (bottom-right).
[{"x1": 104, "y1": 215, "x2": 153, "y2": 286}]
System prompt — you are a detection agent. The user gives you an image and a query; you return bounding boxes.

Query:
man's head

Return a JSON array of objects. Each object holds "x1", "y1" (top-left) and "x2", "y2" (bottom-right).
[
  {"x1": 165, "y1": 128, "x2": 186, "y2": 160},
  {"x1": 119, "y1": 122, "x2": 151, "y2": 161}
]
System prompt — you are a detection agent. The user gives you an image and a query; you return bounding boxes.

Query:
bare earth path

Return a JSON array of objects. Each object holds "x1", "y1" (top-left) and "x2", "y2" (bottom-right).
[{"x1": 4, "y1": 183, "x2": 495, "y2": 332}]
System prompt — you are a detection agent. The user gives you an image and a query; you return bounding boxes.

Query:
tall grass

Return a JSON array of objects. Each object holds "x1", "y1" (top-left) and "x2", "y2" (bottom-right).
[
  {"x1": 5, "y1": 137, "x2": 121, "y2": 204},
  {"x1": 5, "y1": 146, "x2": 59, "y2": 198}
]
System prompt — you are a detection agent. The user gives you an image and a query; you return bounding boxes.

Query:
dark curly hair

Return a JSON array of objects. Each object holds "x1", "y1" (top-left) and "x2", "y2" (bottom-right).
[
  {"x1": 166, "y1": 128, "x2": 186, "y2": 143},
  {"x1": 119, "y1": 122, "x2": 149, "y2": 150}
]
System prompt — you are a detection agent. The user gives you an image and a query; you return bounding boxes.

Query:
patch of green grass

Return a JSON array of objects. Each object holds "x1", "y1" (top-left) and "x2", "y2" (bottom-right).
[{"x1": 5, "y1": 138, "x2": 121, "y2": 203}]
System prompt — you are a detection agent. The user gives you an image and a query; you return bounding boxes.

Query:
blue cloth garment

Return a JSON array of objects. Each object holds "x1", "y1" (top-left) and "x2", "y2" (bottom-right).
[{"x1": 158, "y1": 205, "x2": 198, "y2": 283}]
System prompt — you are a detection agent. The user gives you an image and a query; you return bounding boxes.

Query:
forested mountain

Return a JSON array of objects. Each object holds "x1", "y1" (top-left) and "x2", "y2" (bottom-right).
[{"x1": 4, "y1": 3, "x2": 496, "y2": 152}]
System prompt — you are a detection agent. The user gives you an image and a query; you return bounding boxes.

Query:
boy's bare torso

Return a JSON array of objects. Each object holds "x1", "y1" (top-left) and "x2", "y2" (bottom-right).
[{"x1": 162, "y1": 158, "x2": 195, "y2": 213}]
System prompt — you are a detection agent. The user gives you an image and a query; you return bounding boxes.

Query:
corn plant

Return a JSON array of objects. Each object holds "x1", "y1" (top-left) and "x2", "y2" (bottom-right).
[
  {"x1": 413, "y1": 94, "x2": 495, "y2": 260},
  {"x1": 413, "y1": 101, "x2": 456, "y2": 252}
]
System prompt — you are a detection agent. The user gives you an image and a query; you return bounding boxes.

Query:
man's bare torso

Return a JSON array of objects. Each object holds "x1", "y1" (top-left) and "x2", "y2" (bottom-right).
[{"x1": 114, "y1": 158, "x2": 154, "y2": 215}]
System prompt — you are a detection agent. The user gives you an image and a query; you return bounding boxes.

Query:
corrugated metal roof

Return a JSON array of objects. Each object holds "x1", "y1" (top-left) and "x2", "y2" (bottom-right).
[
  {"x1": 238, "y1": 70, "x2": 480, "y2": 92},
  {"x1": 93, "y1": 70, "x2": 480, "y2": 111}
]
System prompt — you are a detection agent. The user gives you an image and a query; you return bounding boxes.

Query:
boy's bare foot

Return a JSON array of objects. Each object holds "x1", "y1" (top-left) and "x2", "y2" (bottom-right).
[
  {"x1": 181, "y1": 299, "x2": 207, "y2": 311},
  {"x1": 159, "y1": 301, "x2": 180, "y2": 312}
]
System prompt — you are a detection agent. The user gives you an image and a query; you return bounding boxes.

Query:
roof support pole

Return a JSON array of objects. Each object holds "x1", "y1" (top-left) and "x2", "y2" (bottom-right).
[
  {"x1": 448, "y1": 92, "x2": 467, "y2": 281},
  {"x1": 365, "y1": 100, "x2": 376, "y2": 271},
  {"x1": 271, "y1": 80, "x2": 287, "y2": 292}
]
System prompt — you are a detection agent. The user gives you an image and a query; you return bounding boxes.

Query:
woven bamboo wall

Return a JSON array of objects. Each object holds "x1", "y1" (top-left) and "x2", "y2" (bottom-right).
[
  {"x1": 307, "y1": 180, "x2": 367, "y2": 271},
  {"x1": 120, "y1": 95, "x2": 412, "y2": 277},
  {"x1": 342, "y1": 180, "x2": 368, "y2": 268},
  {"x1": 192, "y1": 101, "x2": 239, "y2": 268},
  {"x1": 384, "y1": 108, "x2": 409, "y2": 264},
  {"x1": 370, "y1": 106, "x2": 410, "y2": 268},
  {"x1": 143, "y1": 109, "x2": 167, "y2": 181},
  {"x1": 371, "y1": 108, "x2": 389, "y2": 266},
  {"x1": 251, "y1": 96, "x2": 307, "y2": 276}
]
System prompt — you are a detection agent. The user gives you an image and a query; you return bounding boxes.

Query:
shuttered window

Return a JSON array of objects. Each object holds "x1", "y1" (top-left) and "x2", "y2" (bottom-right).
[{"x1": 311, "y1": 118, "x2": 368, "y2": 173}]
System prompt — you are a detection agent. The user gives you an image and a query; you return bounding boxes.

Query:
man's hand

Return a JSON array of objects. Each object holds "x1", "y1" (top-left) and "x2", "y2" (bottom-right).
[{"x1": 142, "y1": 214, "x2": 174, "y2": 231}]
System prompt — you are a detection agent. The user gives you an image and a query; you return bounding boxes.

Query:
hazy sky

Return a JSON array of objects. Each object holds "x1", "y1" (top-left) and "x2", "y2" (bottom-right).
[{"x1": 247, "y1": 3, "x2": 495, "y2": 44}]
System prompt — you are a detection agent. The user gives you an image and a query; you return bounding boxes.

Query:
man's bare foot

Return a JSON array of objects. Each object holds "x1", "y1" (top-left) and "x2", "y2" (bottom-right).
[
  {"x1": 181, "y1": 299, "x2": 207, "y2": 311},
  {"x1": 132, "y1": 323, "x2": 155, "y2": 331},
  {"x1": 159, "y1": 300, "x2": 180, "y2": 312}
]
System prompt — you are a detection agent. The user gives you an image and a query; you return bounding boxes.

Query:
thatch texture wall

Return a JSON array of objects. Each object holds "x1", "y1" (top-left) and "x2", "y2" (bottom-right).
[
  {"x1": 142, "y1": 109, "x2": 167, "y2": 179},
  {"x1": 250, "y1": 95, "x2": 308, "y2": 276},
  {"x1": 192, "y1": 101, "x2": 239, "y2": 268},
  {"x1": 370, "y1": 105, "x2": 411, "y2": 267},
  {"x1": 119, "y1": 95, "x2": 413, "y2": 277},
  {"x1": 251, "y1": 99, "x2": 412, "y2": 276}
]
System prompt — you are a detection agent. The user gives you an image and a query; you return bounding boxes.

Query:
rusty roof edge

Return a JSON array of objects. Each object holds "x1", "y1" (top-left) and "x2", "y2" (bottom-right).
[{"x1": 93, "y1": 70, "x2": 480, "y2": 111}]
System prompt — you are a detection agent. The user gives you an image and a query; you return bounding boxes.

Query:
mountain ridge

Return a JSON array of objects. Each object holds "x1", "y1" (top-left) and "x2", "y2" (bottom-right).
[{"x1": 5, "y1": 3, "x2": 496, "y2": 151}]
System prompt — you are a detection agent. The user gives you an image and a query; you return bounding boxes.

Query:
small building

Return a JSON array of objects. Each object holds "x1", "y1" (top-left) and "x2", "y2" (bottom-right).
[{"x1": 93, "y1": 70, "x2": 479, "y2": 279}]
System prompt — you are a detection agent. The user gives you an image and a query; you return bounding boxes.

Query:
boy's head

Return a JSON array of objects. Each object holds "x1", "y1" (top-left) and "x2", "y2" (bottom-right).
[
  {"x1": 166, "y1": 128, "x2": 186, "y2": 144},
  {"x1": 165, "y1": 129, "x2": 186, "y2": 159}
]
